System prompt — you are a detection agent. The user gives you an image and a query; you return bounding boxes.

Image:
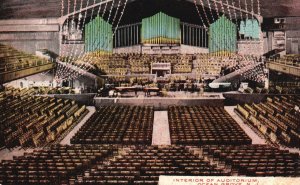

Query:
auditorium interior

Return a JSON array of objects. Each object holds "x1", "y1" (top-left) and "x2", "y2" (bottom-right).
[{"x1": 0, "y1": 0, "x2": 299, "y2": 184}]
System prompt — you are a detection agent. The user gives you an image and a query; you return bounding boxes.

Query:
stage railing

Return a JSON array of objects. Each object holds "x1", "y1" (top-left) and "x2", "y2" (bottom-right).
[
  {"x1": 113, "y1": 22, "x2": 208, "y2": 48},
  {"x1": 113, "y1": 23, "x2": 141, "y2": 48},
  {"x1": 181, "y1": 22, "x2": 208, "y2": 48}
]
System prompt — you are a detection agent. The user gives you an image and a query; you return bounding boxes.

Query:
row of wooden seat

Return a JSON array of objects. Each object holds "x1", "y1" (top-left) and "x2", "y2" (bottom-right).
[
  {"x1": 0, "y1": 44, "x2": 52, "y2": 74},
  {"x1": 269, "y1": 85, "x2": 300, "y2": 94},
  {"x1": 0, "y1": 87, "x2": 88, "y2": 148},
  {"x1": 168, "y1": 106, "x2": 252, "y2": 145},
  {"x1": 74, "y1": 145, "x2": 227, "y2": 184},
  {"x1": 270, "y1": 55, "x2": 300, "y2": 67},
  {"x1": 1, "y1": 144, "x2": 299, "y2": 184},
  {"x1": 199, "y1": 145, "x2": 300, "y2": 176},
  {"x1": 236, "y1": 95, "x2": 300, "y2": 148},
  {"x1": 71, "y1": 106, "x2": 154, "y2": 145},
  {"x1": 0, "y1": 145, "x2": 118, "y2": 184},
  {"x1": 77, "y1": 52, "x2": 259, "y2": 83},
  {"x1": 268, "y1": 56, "x2": 300, "y2": 93}
]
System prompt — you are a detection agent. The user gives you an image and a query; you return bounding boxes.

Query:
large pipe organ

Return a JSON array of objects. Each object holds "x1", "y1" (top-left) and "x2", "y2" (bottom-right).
[
  {"x1": 80, "y1": 12, "x2": 262, "y2": 55},
  {"x1": 84, "y1": 16, "x2": 113, "y2": 53}
]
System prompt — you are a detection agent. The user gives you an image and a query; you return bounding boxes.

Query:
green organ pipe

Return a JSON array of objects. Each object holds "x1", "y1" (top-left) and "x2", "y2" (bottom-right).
[
  {"x1": 209, "y1": 15, "x2": 237, "y2": 54},
  {"x1": 141, "y1": 12, "x2": 181, "y2": 44},
  {"x1": 240, "y1": 19, "x2": 260, "y2": 39},
  {"x1": 84, "y1": 16, "x2": 113, "y2": 53}
]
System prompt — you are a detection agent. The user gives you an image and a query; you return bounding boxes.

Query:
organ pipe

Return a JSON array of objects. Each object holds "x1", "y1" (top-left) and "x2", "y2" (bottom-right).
[
  {"x1": 141, "y1": 12, "x2": 181, "y2": 44},
  {"x1": 209, "y1": 15, "x2": 237, "y2": 55},
  {"x1": 84, "y1": 16, "x2": 113, "y2": 53}
]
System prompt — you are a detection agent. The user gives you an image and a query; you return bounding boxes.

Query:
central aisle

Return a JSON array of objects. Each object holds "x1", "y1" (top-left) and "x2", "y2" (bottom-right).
[{"x1": 152, "y1": 111, "x2": 171, "y2": 145}]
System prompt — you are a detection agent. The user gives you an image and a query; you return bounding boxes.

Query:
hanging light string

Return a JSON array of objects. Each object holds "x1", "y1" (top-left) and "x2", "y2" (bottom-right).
[
  {"x1": 194, "y1": 0, "x2": 235, "y2": 55},
  {"x1": 77, "y1": 1, "x2": 114, "y2": 69},
  {"x1": 206, "y1": 0, "x2": 215, "y2": 22},
  {"x1": 257, "y1": 0, "x2": 261, "y2": 16},
  {"x1": 112, "y1": 0, "x2": 122, "y2": 26},
  {"x1": 199, "y1": 0, "x2": 211, "y2": 26},
  {"x1": 231, "y1": 0, "x2": 241, "y2": 41},
  {"x1": 61, "y1": 0, "x2": 109, "y2": 80},
  {"x1": 113, "y1": 0, "x2": 128, "y2": 35},
  {"x1": 70, "y1": 0, "x2": 86, "y2": 64},
  {"x1": 74, "y1": 0, "x2": 128, "y2": 80},
  {"x1": 77, "y1": 0, "x2": 84, "y2": 30},
  {"x1": 62, "y1": 0, "x2": 85, "y2": 76},
  {"x1": 107, "y1": 0, "x2": 115, "y2": 23},
  {"x1": 238, "y1": 0, "x2": 243, "y2": 20},
  {"x1": 225, "y1": 0, "x2": 232, "y2": 21},
  {"x1": 193, "y1": 0, "x2": 231, "y2": 55},
  {"x1": 213, "y1": 0, "x2": 220, "y2": 17},
  {"x1": 77, "y1": 0, "x2": 121, "y2": 73},
  {"x1": 223, "y1": 0, "x2": 236, "y2": 55},
  {"x1": 65, "y1": 0, "x2": 76, "y2": 60},
  {"x1": 59, "y1": 0, "x2": 65, "y2": 57},
  {"x1": 56, "y1": 0, "x2": 73, "y2": 79},
  {"x1": 72, "y1": 0, "x2": 95, "y2": 58},
  {"x1": 57, "y1": 0, "x2": 263, "y2": 81},
  {"x1": 67, "y1": 0, "x2": 99, "y2": 78},
  {"x1": 60, "y1": 0, "x2": 71, "y2": 58},
  {"x1": 72, "y1": 0, "x2": 111, "y2": 78},
  {"x1": 219, "y1": 0, "x2": 226, "y2": 15},
  {"x1": 200, "y1": 0, "x2": 226, "y2": 53},
  {"x1": 251, "y1": 0, "x2": 254, "y2": 16},
  {"x1": 90, "y1": 0, "x2": 97, "y2": 21},
  {"x1": 56, "y1": 0, "x2": 89, "y2": 80},
  {"x1": 71, "y1": 0, "x2": 84, "y2": 62},
  {"x1": 60, "y1": 0, "x2": 71, "y2": 59},
  {"x1": 243, "y1": 0, "x2": 251, "y2": 43},
  {"x1": 66, "y1": 0, "x2": 128, "y2": 81},
  {"x1": 194, "y1": 0, "x2": 207, "y2": 29},
  {"x1": 59, "y1": 0, "x2": 107, "y2": 81},
  {"x1": 244, "y1": 0, "x2": 249, "y2": 23},
  {"x1": 71, "y1": 0, "x2": 116, "y2": 79},
  {"x1": 101, "y1": 0, "x2": 109, "y2": 17},
  {"x1": 64, "y1": 0, "x2": 79, "y2": 66},
  {"x1": 238, "y1": 0, "x2": 243, "y2": 40},
  {"x1": 61, "y1": 0, "x2": 65, "y2": 16},
  {"x1": 97, "y1": 0, "x2": 104, "y2": 15},
  {"x1": 56, "y1": 0, "x2": 94, "y2": 81},
  {"x1": 250, "y1": 0, "x2": 254, "y2": 41}
]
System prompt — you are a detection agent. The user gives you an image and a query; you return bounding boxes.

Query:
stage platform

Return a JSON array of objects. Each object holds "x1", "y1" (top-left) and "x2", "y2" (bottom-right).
[{"x1": 94, "y1": 93, "x2": 225, "y2": 109}]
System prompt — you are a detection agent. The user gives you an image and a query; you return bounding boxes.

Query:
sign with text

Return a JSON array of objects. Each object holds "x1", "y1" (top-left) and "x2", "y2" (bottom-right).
[{"x1": 159, "y1": 176, "x2": 300, "y2": 185}]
